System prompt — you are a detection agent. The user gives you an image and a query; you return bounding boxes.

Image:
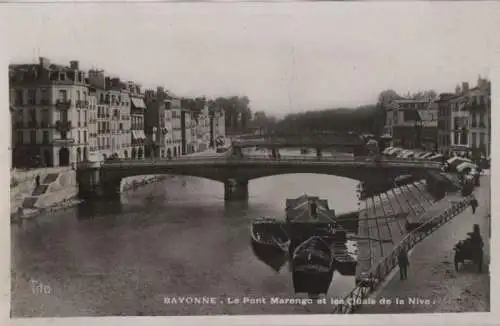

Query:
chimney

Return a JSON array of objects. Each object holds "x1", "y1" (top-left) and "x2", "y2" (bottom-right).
[
  {"x1": 455, "y1": 85, "x2": 461, "y2": 95},
  {"x1": 39, "y1": 57, "x2": 50, "y2": 69},
  {"x1": 462, "y1": 82, "x2": 469, "y2": 94},
  {"x1": 69, "y1": 60, "x2": 79, "y2": 70}
]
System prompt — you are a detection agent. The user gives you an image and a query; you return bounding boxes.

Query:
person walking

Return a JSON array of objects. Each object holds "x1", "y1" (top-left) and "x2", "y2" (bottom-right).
[
  {"x1": 397, "y1": 247, "x2": 410, "y2": 280},
  {"x1": 35, "y1": 174, "x2": 40, "y2": 187},
  {"x1": 470, "y1": 196, "x2": 479, "y2": 214}
]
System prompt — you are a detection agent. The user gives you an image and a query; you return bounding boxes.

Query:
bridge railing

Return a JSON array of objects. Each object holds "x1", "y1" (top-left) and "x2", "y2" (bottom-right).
[
  {"x1": 331, "y1": 197, "x2": 470, "y2": 314},
  {"x1": 100, "y1": 154, "x2": 441, "y2": 169}
]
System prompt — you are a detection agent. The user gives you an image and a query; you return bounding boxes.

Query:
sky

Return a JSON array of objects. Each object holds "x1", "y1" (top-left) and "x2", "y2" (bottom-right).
[{"x1": 3, "y1": 1, "x2": 499, "y2": 116}]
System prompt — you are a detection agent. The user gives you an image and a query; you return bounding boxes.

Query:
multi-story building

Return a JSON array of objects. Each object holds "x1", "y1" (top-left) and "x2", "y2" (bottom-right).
[
  {"x1": 384, "y1": 99, "x2": 438, "y2": 150},
  {"x1": 171, "y1": 98, "x2": 183, "y2": 157},
  {"x1": 128, "y1": 81, "x2": 147, "y2": 159},
  {"x1": 88, "y1": 69, "x2": 111, "y2": 160},
  {"x1": 436, "y1": 93, "x2": 455, "y2": 154},
  {"x1": 209, "y1": 106, "x2": 226, "y2": 148},
  {"x1": 448, "y1": 79, "x2": 491, "y2": 157},
  {"x1": 104, "y1": 77, "x2": 132, "y2": 159},
  {"x1": 145, "y1": 87, "x2": 175, "y2": 158},
  {"x1": 87, "y1": 93, "x2": 99, "y2": 161},
  {"x1": 195, "y1": 104, "x2": 211, "y2": 152},
  {"x1": 10, "y1": 57, "x2": 90, "y2": 167}
]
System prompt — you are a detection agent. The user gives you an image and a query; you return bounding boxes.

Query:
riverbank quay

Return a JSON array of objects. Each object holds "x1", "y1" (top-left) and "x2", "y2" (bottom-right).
[
  {"x1": 10, "y1": 149, "x2": 222, "y2": 222},
  {"x1": 355, "y1": 174, "x2": 490, "y2": 313},
  {"x1": 332, "y1": 186, "x2": 473, "y2": 313},
  {"x1": 355, "y1": 178, "x2": 465, "y2": 278}
]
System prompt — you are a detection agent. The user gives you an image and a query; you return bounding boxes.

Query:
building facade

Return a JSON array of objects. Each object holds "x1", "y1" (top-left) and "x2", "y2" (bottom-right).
[
  {"x1": 436, "y1": 93, "x2": 454, "y2": 153},
  {"x1": 128, "y1": 82, "x2": 147, "y2": 159},
  {"x1": 384, "y1": 99, "x2": 438, "y2": 150},
  {"x1": 10, "y1": 58, "x2": 90, "y2": 167},
  {"x1": 10, "y1": 57, "x2": 227, "y2": 167},
  {"x1": 448, "y1": 79, "x2": 491, "y2": 157}
]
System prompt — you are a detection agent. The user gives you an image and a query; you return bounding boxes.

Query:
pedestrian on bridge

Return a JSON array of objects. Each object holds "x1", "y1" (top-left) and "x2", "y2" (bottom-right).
[{"x1": 397, "y1": 247, "x2": 410, "y2": 280}]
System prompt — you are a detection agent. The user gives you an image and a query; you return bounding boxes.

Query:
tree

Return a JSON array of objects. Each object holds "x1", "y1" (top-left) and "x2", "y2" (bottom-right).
[{"x1": 377, "y1": 89, "x2": 401, "y2": 105}]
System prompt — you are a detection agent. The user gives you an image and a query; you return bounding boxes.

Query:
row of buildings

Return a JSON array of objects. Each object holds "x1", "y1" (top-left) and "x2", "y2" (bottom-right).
[
  {"x1": 9, "y1": 57, "x2": 226, "y2": 168},
  {"x1": 383, "y1": 77, "x2": 491, "y2": 158}
]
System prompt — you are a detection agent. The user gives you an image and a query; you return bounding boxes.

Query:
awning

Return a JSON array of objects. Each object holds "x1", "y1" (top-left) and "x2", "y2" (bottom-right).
[
  {"x1": 131, "y1": 97, "x2": 147, "y2": 109},
  {"x1": 138, "y1": 130, "x2": 147, "y2": 139},
  {"x1": 131, "y1": 130, "x2": 139, "y2": 140},
  {"x1": 457, "y1": 162, "x2": 478, "y2": 173}
]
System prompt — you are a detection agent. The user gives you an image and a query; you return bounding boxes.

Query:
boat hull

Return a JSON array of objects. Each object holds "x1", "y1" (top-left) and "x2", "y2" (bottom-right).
[
  {"x1": 250, "y1": 237, "x2": 288, "y2": 272},
  {"x1": 292, "y1": 268, "x2": 334, "y2": 295}
]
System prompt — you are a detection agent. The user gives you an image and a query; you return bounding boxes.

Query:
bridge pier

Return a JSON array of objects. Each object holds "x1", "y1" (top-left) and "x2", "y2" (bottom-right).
[
  {"x1": 224, "y1": 179, "x2": 249, "y2": 201},
  {"x1": 76, "y1": 168, "x2": 121, "y2": 199}
]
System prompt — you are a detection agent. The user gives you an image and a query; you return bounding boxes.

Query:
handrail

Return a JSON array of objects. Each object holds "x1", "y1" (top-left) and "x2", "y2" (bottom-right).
[{"x1": 332, "y1": 197, "x2": 470, "y2": 314}]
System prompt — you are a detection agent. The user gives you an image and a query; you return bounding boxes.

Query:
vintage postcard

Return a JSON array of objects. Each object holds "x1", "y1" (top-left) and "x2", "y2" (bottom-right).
[{"x1": 2, "y1": 1, "x2": 498, "y2": 325}]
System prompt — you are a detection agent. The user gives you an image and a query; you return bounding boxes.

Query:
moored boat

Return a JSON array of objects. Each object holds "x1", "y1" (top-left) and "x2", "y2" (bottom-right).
[
  {"x1": 285, "y1": 195, "x2": 339, "y2": 251},
  {"x1": 250, "y1": 217, "x2": 290, "y2": 272},
  {"x1": 331, "y1": 241, "x2": 357, "y2": 276},
  {"x1": 291, "y1": 236, "x2": 334, "y2": 295}
]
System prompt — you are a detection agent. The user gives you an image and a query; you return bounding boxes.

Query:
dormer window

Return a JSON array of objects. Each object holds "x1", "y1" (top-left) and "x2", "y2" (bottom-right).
[{"x1": 59, "y1": 73, "x2": 66, "y2": 81}]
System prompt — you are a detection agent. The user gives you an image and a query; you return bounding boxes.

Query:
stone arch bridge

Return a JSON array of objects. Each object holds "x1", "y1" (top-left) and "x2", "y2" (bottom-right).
[{"x1": 76, "y1": 155, "x2": 441, "y2": 201}]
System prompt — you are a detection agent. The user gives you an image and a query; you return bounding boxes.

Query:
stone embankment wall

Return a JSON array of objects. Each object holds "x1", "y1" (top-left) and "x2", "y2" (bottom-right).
[
  {"x1": 10, "y1": 167, "x2": 71, "y2": 214},
  {"x1": 35, "y1": 170, "x2": 79, "y2": 209}
]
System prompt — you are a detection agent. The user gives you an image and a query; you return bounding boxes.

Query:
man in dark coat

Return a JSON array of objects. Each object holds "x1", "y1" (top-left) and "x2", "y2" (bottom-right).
[
  {"x1": 470, "y1": 196, "x2": 479, "y2": 214},
  {"x1": 398, "y1": 248, "x2": 410, "y2": 280}
]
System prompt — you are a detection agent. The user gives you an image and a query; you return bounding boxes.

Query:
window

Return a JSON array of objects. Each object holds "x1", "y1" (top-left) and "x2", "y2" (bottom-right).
[
  {"x1": 60, "y1": 73, "x2": 66, "y2": 81},
  {"x1": 471, "y1": 113, "x2": 477, "y2": 127},
  {"x1": 30, "y1": 130, "x2": 36, "y2": 144},
  {"x1": 78, "y1": 131, "x2": 81, "y2": 144},
  {"x1": 479, "y1": 112, "x2": 485, "y2": 127},
  {"x1": 41, "y1": 109, "x2": 49, "y2": 127},
  {"x1": 479, "y1": 133, "x2": 485, "y2": 147},
  {"x1": 17, "y1": 131, "x2": 23, "y2": 144},
  {"x1": 30, "y1": 108, "x2": 36, "y2": 122},
  {"x1": 16, "y1": 90, "x2": 23, "y2": 105},
  {"x1": 43, "y1": 131, "x2": 49, "y2": 144},
  {"x1": 76, "y1": 90, "x2": 81, "y2": 101},
  {"x1": 58, "y1": 90, "x2": 67, "y2": 101},
  {"x1": 84, "y1": 131, "x2": 87, "y2": 143},
  {"x1": 27, "y1": 89, "x2": 37, "y2": 105},
  {"x1": 471, "y1": 132, "x2": 477, "y2": 147},
  {"x1": 61, "y1": 131, "x2": 67, "y2": 140},
  {"x1": 41, "y1": 88, "x2": 49, "y2": 101}
]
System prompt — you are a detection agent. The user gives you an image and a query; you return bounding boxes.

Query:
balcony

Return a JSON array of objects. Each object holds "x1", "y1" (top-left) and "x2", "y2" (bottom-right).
[
  {"x1": 54, "y1": 120, "x2": 72, "y2": 132},
  {"x1": 52, "y1": 138, "x2": 75, "y2": 145},
  {"x1": 40, "y1": 121, "x2": 52, "y2": 129},
  {"x1": 467, "y1": 103, "x2": 488, "y2": 112},
  {"x1": 76, "y1": 100, "x2": 89, "y2": 108},
  {"x1": 56, "y1": 99, "x2": 72, "y2": 109}
]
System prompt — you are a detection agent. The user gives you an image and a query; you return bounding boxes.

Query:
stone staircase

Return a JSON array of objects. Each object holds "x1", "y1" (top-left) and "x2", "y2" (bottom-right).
[
  {"x1": 21, "y1": 173, "x2": 61, "y2": 210},
  {"x1": 32, "y1": 184, "x2": 49, "y2": 196},
  {"x1": 43, "y1": 173, "x2": 60, "y2": 184}
]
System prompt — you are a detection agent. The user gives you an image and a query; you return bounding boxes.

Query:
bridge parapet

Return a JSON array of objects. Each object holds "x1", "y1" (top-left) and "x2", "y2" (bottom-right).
[{"x1": 98, "y1": 155, "x2": 442, "y2": 170}]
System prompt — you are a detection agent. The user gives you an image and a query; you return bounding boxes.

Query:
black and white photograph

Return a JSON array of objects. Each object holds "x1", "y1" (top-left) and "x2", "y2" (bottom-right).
[{"x1": 3, "y1": 0, "x2": 497, "y2": 323}]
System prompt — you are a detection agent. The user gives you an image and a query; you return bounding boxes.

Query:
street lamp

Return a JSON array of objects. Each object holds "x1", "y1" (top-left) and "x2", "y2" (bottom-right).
[{"x1": 414, "y1": 120, "x2": 423, "y2": 149}]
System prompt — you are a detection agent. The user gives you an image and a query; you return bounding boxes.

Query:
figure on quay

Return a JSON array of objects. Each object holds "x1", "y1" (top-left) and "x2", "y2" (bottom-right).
[{"x1": 397, "y1": 247, "x2": 410, "y2": 280}]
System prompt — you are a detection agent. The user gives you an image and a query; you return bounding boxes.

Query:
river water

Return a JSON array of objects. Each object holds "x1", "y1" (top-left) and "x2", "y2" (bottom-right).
[{"x1": 11, "y1": 149, "x2": 360, "y2": 317}]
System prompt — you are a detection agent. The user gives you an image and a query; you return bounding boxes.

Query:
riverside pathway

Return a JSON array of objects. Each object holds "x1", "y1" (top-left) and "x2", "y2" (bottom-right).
[{"x1": 357, "y1": 175, "x2": 490, "y2": 313}]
